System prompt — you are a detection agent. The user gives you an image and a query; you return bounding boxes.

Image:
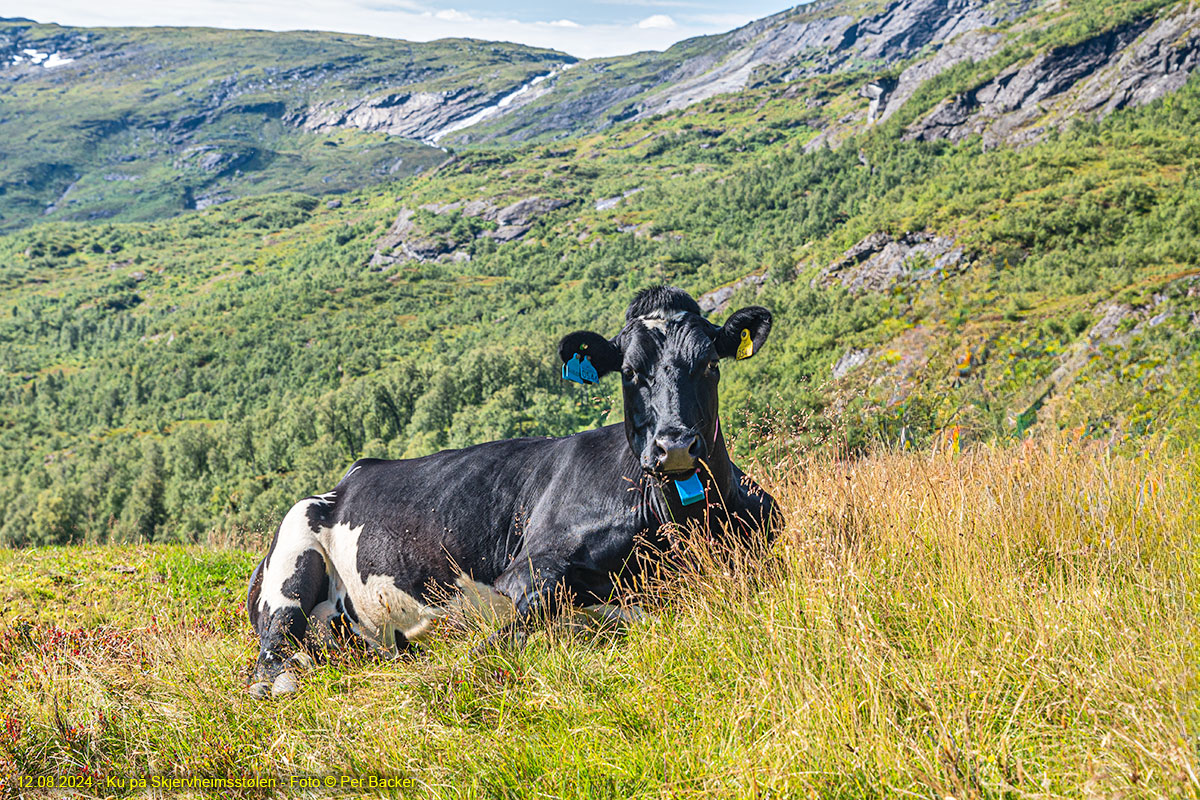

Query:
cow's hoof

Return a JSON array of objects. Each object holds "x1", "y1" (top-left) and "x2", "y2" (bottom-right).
[
  {"x1": 248, "y1": 681, "x2": 272, "y2": 700},
  {"x1": 271, "y1": 671, "x2": 300, "y2": 698},
  {"x1": 289, "y1": 652, "x2": 314, "y2": 671}
]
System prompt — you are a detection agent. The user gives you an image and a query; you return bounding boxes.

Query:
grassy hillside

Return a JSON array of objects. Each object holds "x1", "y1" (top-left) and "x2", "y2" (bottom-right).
[
  {"x1": 1, "y1": 436, "x2": 1195, "y2": 796},
  {"x1": 2, "y1": 16, "x2": 1199, "y2": 547},
  {"x1": 0, "y1": 21, "x2": 568, "y2": 230}
]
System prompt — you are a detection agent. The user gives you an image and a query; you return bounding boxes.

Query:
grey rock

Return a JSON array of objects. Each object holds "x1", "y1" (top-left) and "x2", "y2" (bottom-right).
[
  {"x1": 287, "y1": 87, "x2": 494, "y2": 141},
  {"x1": 325, "y1": 199, "x2": 341, "y2": 209},
  {"x1": 697, "y1": 273, "x2": 766, "y2": 315},
  {"x1": 271, "y1": 671, "x2": 299, "y2": 698},
  {"x1": 594, "y1": 186, "x2": 644, "y2": 210},
  {"x1": 1048, "y1": 5, "x2": 1200, "y2": 125},
  {"x1": 861, "y1": 78, "x2": 896, "y2": 125},
  {"x1": 832, "y1": 348, "x2": 871, "y2": 380},
  {"x1": 823, "y1": 231, "x2": 963, "y2": 294},
  {"x1": 877, "y1": 29, "x2": 1005, "y2": 123},
  {"x1": 492, "y1": 196, "x2": 570, "y2": 226},
  {"x1": 193, "y1": 191, "x2": 234, "y2": 210},
  {"x1": 485, "y1": 224, "x2": 531, "y2": 242}
]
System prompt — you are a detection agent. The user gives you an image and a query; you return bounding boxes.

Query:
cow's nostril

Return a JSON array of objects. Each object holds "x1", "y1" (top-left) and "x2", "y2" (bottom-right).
[
  {"x1": 687, "y1": 435, "x2": 701, "y2": 459},
  {"x1": 653, "y1": 438, "x2": 670, "y2": 467}
]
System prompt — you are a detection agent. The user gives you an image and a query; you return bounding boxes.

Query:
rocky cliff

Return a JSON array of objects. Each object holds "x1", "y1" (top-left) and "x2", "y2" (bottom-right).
[{"x1": 903, "y1": 4, "x2": 1200, "y2": 146}]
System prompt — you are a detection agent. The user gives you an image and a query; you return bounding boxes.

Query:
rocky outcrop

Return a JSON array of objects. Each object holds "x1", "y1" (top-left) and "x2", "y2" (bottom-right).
[
  {"x1": 832, "y1": 348, "x2": 870, "y2": 380},
  {"x1": 905, "y1": 6, "x2": 1200, "y2": 146},
  {"x1": 472, "y1": 0, "x2": 1033, "y2": 143},
  {"x1": 875, "y1": 28, "x2": 1005, "y2": 123},
  {"x1": 288, "y1": 88, "x2": 494, "y2": 141},
  {"x1": 822, "y1": 231, "x2": 964, "y2": 294},
  {"x1": 1043, "y1": 6, "x2": 1200, "y2": 127},
  {"x1": 697, "y1": 273, "x2": 766, "y2": 315},
  {"x1": 368, "y1": 196, "x2": 573, "y2": 267},
  {"x1": 637, "y1": 0, "x2": 1023, "y2": 121}
]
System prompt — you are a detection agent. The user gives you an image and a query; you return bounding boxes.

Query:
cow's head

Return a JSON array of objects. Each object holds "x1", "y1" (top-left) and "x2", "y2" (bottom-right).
[{"x1": 559, "y1": 286, "x2": 771, "y2": 480}]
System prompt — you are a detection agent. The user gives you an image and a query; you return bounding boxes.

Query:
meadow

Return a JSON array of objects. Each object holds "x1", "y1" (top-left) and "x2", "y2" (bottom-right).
[{"x1": 1, "y1": 432, "x2": 1194, "y2": 798}]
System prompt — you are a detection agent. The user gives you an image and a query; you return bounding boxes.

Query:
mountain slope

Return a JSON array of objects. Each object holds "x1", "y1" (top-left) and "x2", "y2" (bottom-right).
[
  {"x1": 0, "y1": 21, "x2": 569, "y2": 231},
  {"x1": 6, "y1": 0, "x2": 1199, "y2": 230},
  {"x1": 0, "y1": 0, "x2": 1198, "y2": 547}
]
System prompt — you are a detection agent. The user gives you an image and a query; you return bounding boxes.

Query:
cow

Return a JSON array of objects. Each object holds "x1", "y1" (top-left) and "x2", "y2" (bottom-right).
[{"x1": 246, "y1": 286, "x2": 778, "y2": 698}]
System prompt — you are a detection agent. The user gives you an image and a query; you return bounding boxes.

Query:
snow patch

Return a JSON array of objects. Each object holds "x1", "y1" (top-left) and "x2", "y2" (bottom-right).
[{"x1": 12, "y1": 49, "x2": 73, "y2": 68}]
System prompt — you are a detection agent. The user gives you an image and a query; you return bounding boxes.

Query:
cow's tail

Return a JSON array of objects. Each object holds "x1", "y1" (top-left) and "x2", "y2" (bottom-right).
[{"x1": 246, "y1": 556, "x2": 265, "y2": 631}]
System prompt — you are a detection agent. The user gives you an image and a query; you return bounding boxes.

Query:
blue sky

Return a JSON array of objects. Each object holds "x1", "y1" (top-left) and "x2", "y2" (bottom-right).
[{"x1": 14, "y1": 0, "x2": 798, "y2": 58}]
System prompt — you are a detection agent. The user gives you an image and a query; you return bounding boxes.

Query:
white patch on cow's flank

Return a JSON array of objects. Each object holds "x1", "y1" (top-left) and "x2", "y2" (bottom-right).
[{"x1": 321, "y1": 521, "x2": 452, "y2": 648}]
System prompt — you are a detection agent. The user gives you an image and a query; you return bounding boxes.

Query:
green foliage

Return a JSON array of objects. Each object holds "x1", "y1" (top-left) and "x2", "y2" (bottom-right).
[{"x1": 0, "y1": 9, "x2": 1198, "y2": 544}]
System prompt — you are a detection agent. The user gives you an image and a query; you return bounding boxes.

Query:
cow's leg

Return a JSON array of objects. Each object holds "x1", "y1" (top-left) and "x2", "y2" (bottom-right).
[
  {"x1": 248, "y1": 497, "x2": 333, "y2": 699},
  {"x1": 474, "y1": 554, "x2": 569, "y2": 655}
]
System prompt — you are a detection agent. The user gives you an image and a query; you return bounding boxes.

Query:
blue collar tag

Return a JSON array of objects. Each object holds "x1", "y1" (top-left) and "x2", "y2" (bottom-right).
[
  {"x1": 674, "y1": 471, "x2": 705, "y2": 506},
  {"x1": 561, "y1": 354, "x2": 598, "y2": 385}
]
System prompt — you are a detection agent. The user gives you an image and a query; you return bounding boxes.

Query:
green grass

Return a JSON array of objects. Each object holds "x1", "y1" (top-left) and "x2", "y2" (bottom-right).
[{"x1": 0, "y1": 435, "x2": 1195, "y2": 797}]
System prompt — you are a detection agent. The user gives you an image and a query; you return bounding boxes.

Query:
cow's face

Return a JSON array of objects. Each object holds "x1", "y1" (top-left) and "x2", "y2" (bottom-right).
[{"x1": 559, "y1": 287, "x2": 771, "y2": 480}]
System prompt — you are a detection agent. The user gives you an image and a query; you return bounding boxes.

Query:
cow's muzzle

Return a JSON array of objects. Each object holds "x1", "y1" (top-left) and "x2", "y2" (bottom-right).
[{"x1": 649, "y1": 433, "x2": 702, "y2": 479}]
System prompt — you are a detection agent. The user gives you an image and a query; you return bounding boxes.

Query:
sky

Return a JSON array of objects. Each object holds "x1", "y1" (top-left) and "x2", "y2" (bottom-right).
[{"x1": 9, "y1": 0, "x2": 797, "y2": 59}]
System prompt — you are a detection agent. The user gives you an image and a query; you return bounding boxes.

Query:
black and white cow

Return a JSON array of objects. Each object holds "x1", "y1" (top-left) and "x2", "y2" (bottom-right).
[{"x1": 246, "y1": 286, "x2": 777, "y2": 697}]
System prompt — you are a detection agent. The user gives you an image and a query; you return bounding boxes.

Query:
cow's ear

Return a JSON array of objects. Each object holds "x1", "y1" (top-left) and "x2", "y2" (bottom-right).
[
  {"x1": 715, "y1": 306, "x2": 772, "y2": 361},
  {"x1": 558, "y1": 330, "x2": 621, "y2": 377}
]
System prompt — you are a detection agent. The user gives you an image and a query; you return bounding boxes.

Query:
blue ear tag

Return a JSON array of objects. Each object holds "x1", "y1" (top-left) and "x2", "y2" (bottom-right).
[
  {"x1": 562, "y1": 354, "x2": 598, "y2": 385},
  {"x1": 578, "y1": 355, "x2": 598, "y2": 384},
  {"x1": 674, "y1": 471, "x2": 706, "y2": 506},
  {"x1": 562, "y1": 354, "x2": 582, "y2": 383}
]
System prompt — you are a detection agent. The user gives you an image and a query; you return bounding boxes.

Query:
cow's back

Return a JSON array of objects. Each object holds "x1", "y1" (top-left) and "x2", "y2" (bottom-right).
[{"x1": 325, "y1": 425, "x2": 635, "y2": 599}]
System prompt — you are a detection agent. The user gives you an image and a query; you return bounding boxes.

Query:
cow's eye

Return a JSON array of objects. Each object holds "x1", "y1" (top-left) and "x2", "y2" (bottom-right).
[
  {"x1": 706, "y1": 359, "x2": 720, "y2": 374},
  {"x1": 622, "y1": 366, "x2": 636, "y2": 383}
]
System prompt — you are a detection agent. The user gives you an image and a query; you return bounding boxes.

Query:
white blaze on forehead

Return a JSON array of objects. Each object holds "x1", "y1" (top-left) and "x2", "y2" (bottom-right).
[{"x1": 636, "y1": 310, "x2": 688, "y2": 333}]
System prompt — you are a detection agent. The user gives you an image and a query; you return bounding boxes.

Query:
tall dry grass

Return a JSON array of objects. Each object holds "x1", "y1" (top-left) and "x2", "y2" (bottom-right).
[
  {"x1": 0, "y1": 434, "x2": 1196, "y2": 798},
  {"x1": 656, "y1": 432, "x2": 1199, "y2": 796}
]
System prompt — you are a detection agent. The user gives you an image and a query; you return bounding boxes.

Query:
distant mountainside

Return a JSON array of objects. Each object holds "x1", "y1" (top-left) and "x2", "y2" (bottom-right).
[
  {"x1": 4, "y1": 0, "x2": 1199, "y2": 230},
  {"x1": 0, "y1": 22, "x2": 569, "y2": 231},
  {"x1": 452, "y1": 0, "x2": 1200, "y2": 145}
]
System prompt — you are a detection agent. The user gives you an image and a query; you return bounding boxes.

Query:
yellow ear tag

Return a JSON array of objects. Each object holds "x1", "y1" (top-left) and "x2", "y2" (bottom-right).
[{"x1": 736, "y1": 328, "x2": 754, "y2": 360}]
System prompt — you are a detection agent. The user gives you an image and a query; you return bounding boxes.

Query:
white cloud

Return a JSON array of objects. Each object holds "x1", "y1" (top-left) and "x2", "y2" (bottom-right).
[
  {"x1": 636, "y1": 13, "x2": 676, "y2": 29},
  {"x1": 547, "y1": 19, "x2": 580, "y2": 27},
  {"x1": 433, "y1": 7, "x2": 472, "y2": 21}
]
